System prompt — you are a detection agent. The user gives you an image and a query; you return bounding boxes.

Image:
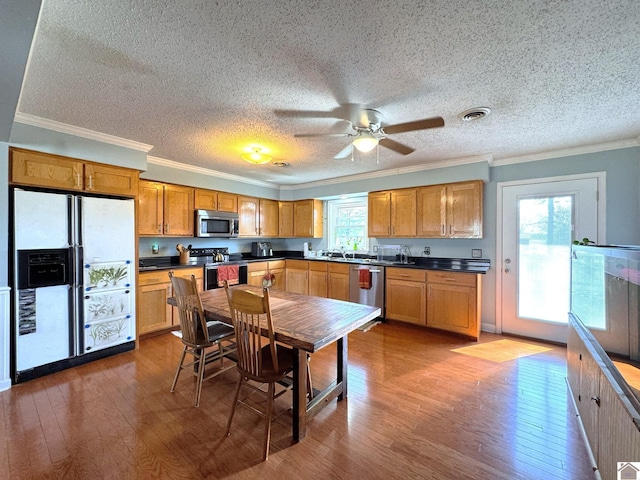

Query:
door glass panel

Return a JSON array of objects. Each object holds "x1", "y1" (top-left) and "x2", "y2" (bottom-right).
[{"x1": 517, "y1": 195, "x2": 573, "y2": 323}]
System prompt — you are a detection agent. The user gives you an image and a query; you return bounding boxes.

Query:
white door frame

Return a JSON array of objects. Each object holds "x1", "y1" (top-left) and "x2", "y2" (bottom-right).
[{"x1": 495, "y1": 172, "x2": 606, "y2": 335}]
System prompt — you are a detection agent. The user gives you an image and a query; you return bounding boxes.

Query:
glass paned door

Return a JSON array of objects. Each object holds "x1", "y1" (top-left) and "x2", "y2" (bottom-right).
[{"x1": 500, "y1": 177, "x2": 599, "y2": 343}]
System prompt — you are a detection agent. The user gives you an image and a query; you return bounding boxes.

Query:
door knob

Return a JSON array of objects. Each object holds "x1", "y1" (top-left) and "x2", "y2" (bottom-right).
[
  {"x1": 505, "y1": 269, "x2": 511, "y2": 273},
  {"x1": 505, "y1": 258, "x2": 511, "y2": 264}
]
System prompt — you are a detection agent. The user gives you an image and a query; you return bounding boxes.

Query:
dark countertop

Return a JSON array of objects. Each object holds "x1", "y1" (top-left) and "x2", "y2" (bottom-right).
[{"x1": 140, "y1": 254, "x2": 490, "y2": 274}]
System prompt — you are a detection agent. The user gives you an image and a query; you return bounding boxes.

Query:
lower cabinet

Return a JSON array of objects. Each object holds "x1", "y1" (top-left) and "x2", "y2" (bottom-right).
[
  {"x1": 138, "y1": 271, "x2": 172, "y2": 335},
  {"x1": 426, "y1": 271, "x2": 481, "y2": 340},
  {"x1": 386, "y1": 267, "x2": 481, "y2": 339},
  {"x1": 248, "y1": 260, "x2": 285, "y2": 291},
  {"x1": 567, "y1": 316, "x2": 640, "y2": 480},
  {"x1": 285, "y1": 260, "x2": 309, "y2": 295},
  {"x1": 308, "y1": 262, "x2": 328, "y2": 297},
  {"x1": 327, "y1": 263, "x2": 350, "y2": 301},
  {"x1": 385, "y1": 268, "x2": 426, "y2": 325},
  {"x1": 138, "y1": 267, "x2": 203, "y2": 336}
]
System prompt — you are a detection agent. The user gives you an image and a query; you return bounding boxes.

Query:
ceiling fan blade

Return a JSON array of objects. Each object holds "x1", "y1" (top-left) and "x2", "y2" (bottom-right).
[
  {"x1": 379, "y1": 138, "x2": 415, "y2": 155},
  {"x1": 294, "y1": 132, "x2": 351, "y2": 138},
  {"x1": 333, "y1": 144, "x2": 353, "y2": 159},
  {"x1": 383, "y1": 116, "x2": 445, "y2": 135}
]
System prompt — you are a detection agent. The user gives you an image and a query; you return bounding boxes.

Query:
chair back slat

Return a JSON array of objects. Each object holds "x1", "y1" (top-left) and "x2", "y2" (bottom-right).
[
  {"x1": 225, "y1": 285, "x2": 278, "y2": 376},
  {"x1": 169, "y1": 272, "x2": 209, "y2": 347}
]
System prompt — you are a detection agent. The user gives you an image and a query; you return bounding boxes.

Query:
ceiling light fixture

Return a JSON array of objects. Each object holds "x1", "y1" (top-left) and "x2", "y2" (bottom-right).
[
  {"x1": 352, "y1": 131, "x2": 379, "y2": 152},
  {"x1": 241, "y1": 147, "x2": 271, "y2": 164}
]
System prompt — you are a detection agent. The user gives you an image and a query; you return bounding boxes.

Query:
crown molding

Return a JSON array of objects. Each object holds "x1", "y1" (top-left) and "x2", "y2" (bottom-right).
[
  {"x1": 280, "y1": 154, "x2": 494, "y2": 190},
  {"x1": 14, "y1": 112, "x2": 154, "y2": 152},
  {"x1": 491, "y1": 138, "x2": 640, "y2": 167},
  {"x1": 147, "y1": 156, "x2": 275, "y2": 188}
]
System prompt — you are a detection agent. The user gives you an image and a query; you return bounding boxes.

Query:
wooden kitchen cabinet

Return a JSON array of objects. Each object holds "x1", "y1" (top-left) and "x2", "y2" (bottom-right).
[
  {"x1": 10, "y1": 147, "x2": 139, "y2": 196},
  {"x1": 247, "y1": 261, "x2": 269, "y2": 287},
  {"x1": 385, "y1": 268, "x2": 426, "y2": 325},
  {"x1": 294, "y1": 199, "x2": 323, "y2": 238},
  {"x1": 138, "y1": 271, "x2": 172, "y2": 335},
  {"x1": 194, "y1": 188, "x2": 238, "y2": 212},
  {"x1": 138, "y1": 267, "x2": 204, "y2": 335},
  {"x1": 417, "y1": 180, "x2": 483, "y2": 238},
  {"x1": 138, "y1": 180, "x2": 194, "y2": 236},
  {"x1": 267, "y1": 260, "x2": 285, "y2": 292},
  {"x1": 238, "y1": 197, "x2": 278, "y2": 237},
  {"x1": 259, "y1": 199, "x2": 279, "y2": 237},
  {"x1": 368, "y1": 188, "x2": 416, "y2": 237},
  {"x1": 238, "y1": 195, "x2": 259, "y2": 236},
  {"x1": 285, "y1": 259, "x2": 309, "y2": 294},
  {"x1": 308, "y1": 262, "x2": 328, "y2": 298},
  {"x1": 327, "y1": 263, "x2": 350, "y2": 301},
  {"x1": 426, "y1": 270, "x2": 481, "y2": 339},
  {"x1": 278, "y1": 201, "x2": 294, "y2": 237}
]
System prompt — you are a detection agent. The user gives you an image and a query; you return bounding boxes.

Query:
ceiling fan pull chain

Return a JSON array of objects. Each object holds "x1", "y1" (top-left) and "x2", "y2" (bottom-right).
[{"x1": 350, "y1": 143, "x2": 355, "y2": 162}]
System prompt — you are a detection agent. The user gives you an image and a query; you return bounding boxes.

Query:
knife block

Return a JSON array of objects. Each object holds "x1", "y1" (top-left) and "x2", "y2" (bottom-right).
[{"x1": 179, "y1": 251, "x2": 190, "y2": 265}]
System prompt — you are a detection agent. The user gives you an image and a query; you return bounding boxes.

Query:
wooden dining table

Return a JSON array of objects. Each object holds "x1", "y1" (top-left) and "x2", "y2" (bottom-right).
[{"x1": 181, "y1": 285, "x2": 381, "y2": 442}]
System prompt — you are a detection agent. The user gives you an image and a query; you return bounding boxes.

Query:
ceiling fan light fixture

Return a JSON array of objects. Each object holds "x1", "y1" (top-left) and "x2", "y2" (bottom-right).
[
  {"x1": 352, "y1": 132, "x2": 379, "y2": 152},
  {"x1": 241, "y1": 147, "x2": 271, "y2": 164}
]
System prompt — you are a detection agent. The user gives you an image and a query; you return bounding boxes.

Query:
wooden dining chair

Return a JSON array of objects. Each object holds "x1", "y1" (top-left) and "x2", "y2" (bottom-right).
[
  {"x1": 223, "y1": 283, "x2": 297, "y2": 461},
  {"x1": 168, "y1": 272, "x2": 237, "y2": 407}
]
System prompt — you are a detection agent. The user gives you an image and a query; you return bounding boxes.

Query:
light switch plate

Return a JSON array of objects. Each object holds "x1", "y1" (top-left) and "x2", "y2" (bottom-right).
[{"x1": 471, "y1": 248, "x2": 482, "y2": 258}]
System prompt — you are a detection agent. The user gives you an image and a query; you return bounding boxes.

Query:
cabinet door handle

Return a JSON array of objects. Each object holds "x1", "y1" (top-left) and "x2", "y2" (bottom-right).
[
  {"x1": 75, "y1": 172, "x2": 82, "y2": 188},
  {"x1": 591, "y1": 396, "x2": 600, "y2": 407},
  {"x1": 157, "y1": 224, "x2": 162, "y2": 233},
  {"x1": 441, "y1": 225, "x2": 445, "y2": 235},
  {"x1": 165, "y1": 224, "x2": 169, "y2": 233},
  {"x1": 88, "y1": 174, "x2": 94, "y2": 190},
  {"x1": 449, "y1": 225, "x2": 452, "y2": 235},
  {"x1": 387, "y1": 226, "x2": 390, "y2": 234}
]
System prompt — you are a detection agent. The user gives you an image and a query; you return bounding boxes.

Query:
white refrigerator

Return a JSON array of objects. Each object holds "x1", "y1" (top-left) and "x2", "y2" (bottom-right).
[{"x1": 12, "y1": 189, "x2": 136, "y2": 383}]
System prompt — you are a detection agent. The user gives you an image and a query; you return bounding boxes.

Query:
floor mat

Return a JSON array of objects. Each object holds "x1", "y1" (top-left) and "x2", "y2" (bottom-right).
[
  {"x1": 358, "y1": 320, "x2": 382, "y2": 332},
  {"x1": 451, "y1": 339, "x2": 552, "y2": 362}
]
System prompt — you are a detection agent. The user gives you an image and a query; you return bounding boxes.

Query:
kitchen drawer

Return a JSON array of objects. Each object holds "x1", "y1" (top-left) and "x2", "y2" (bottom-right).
[
  {"x1": 309, "y1": 261, "x2": 328, "y2": 272},
  {"x1": 328, "y1": 263, "x2": 349, "y2": 274},
  {"x1": 286, "y1": 259, "x2": 309, "y2": 270},
  {"x1": 386, "y1": 267, "x2": 426, "y2": 282},
  {"x1": 139, "y1": 271, "x2": 171, "y2": 286},
  {"x1": 268, "y1": 260, "x2": 285, "y2": 269},
  {"x1": 248, "y1": 261, "x2": 269, "y2": 272},
  {"x1": 427, "y1": 271, "x2": 476, "y2": 286}
]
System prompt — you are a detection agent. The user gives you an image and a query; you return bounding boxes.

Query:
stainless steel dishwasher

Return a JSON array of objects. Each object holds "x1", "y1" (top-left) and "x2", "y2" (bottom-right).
[{"x1": 349, "y1": 264, "x2": 385, "y2": 317}]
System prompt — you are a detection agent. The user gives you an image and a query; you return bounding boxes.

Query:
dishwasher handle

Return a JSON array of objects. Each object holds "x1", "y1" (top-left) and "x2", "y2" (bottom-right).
[{"x1": 351, "y1": 267, "x2": 382, "y2": 273}]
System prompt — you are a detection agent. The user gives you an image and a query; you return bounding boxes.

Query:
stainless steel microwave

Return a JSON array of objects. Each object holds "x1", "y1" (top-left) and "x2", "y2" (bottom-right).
[{"x1": 195, "y1": 210, "x2": 239, "y2": 238}]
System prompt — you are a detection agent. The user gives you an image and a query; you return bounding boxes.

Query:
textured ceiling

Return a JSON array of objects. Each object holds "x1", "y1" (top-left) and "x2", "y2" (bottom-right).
[{"x1": 16, "y1": 0, "x2": 640, "y2": 185}]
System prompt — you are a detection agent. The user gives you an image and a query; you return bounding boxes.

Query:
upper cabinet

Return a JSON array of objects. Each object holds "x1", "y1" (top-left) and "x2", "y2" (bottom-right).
[
  {"x1": 278, "y1": 201, "x2": 294, "y2": 237},
  {"x1": 368, "y1": 189, "x2": 417, "y2": 237},
  {"x1": 259, "y1": 199, "x2": 279, "y2": 237},
  {"x1": 417, "y1": 180, "x2": 483, "y2": 238},
  {"x1": 294, "y1": 199, "x2": 323, "y2": 238},
  {"x1": 10, "y1": 147, "x2": 139, "y2": 197},
  {"x1": 238, "y1": 196, "x2": 259, "y2": 236},
  {"x1": 194, "y1": 188, "x2": 238, "y2": 213},
  {"x1": 139, "y1": 180, "x2": 194, "y2": 236}
]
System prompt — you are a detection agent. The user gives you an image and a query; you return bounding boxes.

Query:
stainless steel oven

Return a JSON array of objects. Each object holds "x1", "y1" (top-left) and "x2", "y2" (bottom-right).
[{"x1": 204, "y1": 263, "x2": 248, "y2": 290}]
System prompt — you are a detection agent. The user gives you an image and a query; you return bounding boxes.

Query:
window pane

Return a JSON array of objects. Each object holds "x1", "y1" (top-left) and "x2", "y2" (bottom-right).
[
  {"x1": 517, "y1": 196, "x2": 573, "y2": 323},
  {"x1": 328, "y1": 198, "x2": 369, "y2": 251}
]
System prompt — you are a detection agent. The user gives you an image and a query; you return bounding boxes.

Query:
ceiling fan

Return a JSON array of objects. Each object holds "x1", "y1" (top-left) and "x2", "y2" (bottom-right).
[{"x1": 294, "y1": 108, "x2": 444, "y2": 159}]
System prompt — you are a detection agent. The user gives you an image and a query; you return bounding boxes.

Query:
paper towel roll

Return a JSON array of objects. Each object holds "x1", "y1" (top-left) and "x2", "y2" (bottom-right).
[{"x1": 303, "y1": 242, "x2": 309, "y2": 257}]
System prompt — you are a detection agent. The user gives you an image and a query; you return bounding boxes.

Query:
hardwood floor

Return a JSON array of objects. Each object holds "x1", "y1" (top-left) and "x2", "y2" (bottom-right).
[{"x1": 0, "y1": 322, "x2": 595, "y2": 479}]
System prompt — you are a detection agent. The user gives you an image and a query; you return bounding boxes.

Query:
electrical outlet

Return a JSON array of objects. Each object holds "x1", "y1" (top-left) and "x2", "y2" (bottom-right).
[
  {"x1": 423, "y1": 246, "x2": 430, "y2": 255},
  {"x1": 373, "y1": 245, "x2": 378, "y2": 253},
  {"x1": 472, "y1": 248, "x2": 482, "y2": 258}
]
